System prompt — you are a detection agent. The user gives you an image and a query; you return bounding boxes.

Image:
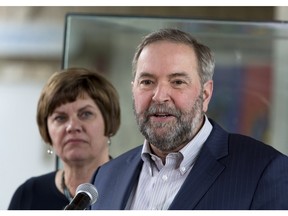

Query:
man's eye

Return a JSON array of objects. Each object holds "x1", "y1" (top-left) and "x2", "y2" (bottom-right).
[
  {"x1": 140, "y1": 80, "x2": 153, "y2": 85},
  {"x1": 172, "y1": 80, "x2": 186, "y2": 85}
]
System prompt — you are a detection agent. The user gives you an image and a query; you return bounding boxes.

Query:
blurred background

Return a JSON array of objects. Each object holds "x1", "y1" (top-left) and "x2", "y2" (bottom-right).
[{"x1": 1, "y1": 6, "x2": 287, "y2": 209}]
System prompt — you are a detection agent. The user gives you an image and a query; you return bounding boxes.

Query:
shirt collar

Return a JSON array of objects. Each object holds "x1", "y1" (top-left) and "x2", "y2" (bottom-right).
[{"x1": 141, "y1": 115, "x2": 213, "y2": 175}]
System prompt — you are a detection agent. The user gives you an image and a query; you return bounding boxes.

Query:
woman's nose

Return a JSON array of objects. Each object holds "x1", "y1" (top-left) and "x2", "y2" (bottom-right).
[{"x1": 66, "y1": 118, "x2": 82, "y2": 133}]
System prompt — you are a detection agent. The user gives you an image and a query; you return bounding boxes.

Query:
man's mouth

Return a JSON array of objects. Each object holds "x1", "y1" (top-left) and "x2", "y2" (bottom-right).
[{"x1": 153, "y1": 113, "x2": 173, "y2": 118}]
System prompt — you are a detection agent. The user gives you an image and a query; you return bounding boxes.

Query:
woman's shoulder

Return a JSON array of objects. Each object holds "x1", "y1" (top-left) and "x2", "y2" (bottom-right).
[
  {"x1": 25, "y1": 170, "x2": 57, "y2": 184},
  {"x1": 17, "y1": 170, "x2": 57, "y2": 191},
  {"x1": 8, "y1": 170, "x2": 67, "y2": 210}
]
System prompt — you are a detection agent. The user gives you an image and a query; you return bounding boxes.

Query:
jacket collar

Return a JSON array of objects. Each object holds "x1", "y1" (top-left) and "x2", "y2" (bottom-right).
[
  {"x1": 120, "y1": 119, "x2": 229, "y2": 210},
  {"x1": 169, "y1": 119, "x2": 229, "y2": 209}
]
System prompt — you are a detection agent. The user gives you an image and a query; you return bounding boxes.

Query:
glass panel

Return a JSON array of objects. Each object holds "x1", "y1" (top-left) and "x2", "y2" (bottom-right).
[{"x1": 62, "y1": 14, "x2": 288, "y2": 160}]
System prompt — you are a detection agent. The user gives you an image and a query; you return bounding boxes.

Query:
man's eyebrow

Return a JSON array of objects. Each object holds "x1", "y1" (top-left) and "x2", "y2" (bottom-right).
[
  {"x1": 137, "y1": 72, "x2": 155, "y2": 79},
  {"x1": 136, "y1": 71, "x2": 192, "y2": 82},
  {"x1": 168, "y1": 72, "x2": 191, "y2": 80}
]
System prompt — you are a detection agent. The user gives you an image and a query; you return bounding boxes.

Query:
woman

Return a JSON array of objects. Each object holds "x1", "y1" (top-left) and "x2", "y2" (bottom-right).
[{"x1": 8, "y1": 68, "x2": 121, "y2": 210}]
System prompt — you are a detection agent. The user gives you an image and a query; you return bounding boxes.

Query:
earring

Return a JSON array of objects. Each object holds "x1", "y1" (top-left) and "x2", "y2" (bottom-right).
[
  {"x1": 47, "y1": 145, "x2": 53, "y2": 155},
  {"x1": 107, "y1": 138, "x2": 111, "y2": 146}
]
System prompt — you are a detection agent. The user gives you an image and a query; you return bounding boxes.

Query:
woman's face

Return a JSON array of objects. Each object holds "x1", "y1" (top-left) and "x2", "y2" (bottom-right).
[{"x1": 47, "y1": 93, "x2": 108, "y2": 165}]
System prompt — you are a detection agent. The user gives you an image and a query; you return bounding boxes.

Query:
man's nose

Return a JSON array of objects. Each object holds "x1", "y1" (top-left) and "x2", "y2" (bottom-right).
[{"x1": 152, "y1": 83, "x2": 171, "y2": 103}]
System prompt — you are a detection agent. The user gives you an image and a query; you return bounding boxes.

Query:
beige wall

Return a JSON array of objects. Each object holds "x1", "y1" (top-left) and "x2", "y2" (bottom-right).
[
  {"x1": 0, "y1": 6, "x2": 275, "y2": 21},
  {"x1": 0, "y1": 6, "x2": 276, "y2": 81}
]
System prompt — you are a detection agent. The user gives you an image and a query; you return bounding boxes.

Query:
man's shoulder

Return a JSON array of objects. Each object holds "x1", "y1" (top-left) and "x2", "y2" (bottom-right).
[
  {"x1": 91, "y1": 145, "x2": 143, "y2": 192},
  {"x1": 228, "y1": 133, "x2": 287, "y2": 161},
  {"x1": 209, "y1": 118, "x2": 286, "y2": 158},
  {"x1": 106, "y1": 145, "x2": 143, "y2": 167},
  {"x1": 230, "y1": 133, "x2": 277, "y2": 150}
]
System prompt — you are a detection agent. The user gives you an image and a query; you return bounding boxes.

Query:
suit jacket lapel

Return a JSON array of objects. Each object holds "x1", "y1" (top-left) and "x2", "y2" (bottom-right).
[
  {"x1": 169, "y1": 121, "x2": 229, "y2": 209},
  {"x1": 118, "y1": 148, "x2": 143, "y2": 209}
]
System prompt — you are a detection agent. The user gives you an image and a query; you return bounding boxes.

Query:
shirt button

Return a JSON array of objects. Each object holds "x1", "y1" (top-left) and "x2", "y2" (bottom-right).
[
  {"x1": 162, "y1": 175, "x2": 168, "y2": 181},
  {"x1": 180, "y1": 167, "x2": 186, "y2": 172}
]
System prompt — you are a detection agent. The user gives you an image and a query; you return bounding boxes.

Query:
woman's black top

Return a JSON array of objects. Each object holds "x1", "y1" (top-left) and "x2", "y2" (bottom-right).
[{"x1": 8, "y1": 171, "x2": 69, "y2": 210}]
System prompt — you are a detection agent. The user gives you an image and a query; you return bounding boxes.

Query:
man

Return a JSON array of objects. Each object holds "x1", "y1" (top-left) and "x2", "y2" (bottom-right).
[{"x1": 91, "y1": 28, "x2": 288, "y2": 210}]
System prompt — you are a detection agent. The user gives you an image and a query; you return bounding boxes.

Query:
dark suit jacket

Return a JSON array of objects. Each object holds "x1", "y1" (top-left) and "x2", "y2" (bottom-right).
[{"x1": 91, "y1": 119, "x2": 288, "y2": 210}]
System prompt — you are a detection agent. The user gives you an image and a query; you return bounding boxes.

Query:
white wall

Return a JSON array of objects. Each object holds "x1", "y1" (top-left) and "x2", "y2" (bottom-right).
[
  {"x1": 0, "y1": 82, "x2": 55, "y2": 209},
  {"x1": 0, "y1": 15, "x2": 62, "y2": 209}
]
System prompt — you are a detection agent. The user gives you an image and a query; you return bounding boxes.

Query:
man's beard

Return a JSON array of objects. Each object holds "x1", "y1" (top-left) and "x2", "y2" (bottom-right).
[{"x1": 133, "y1": 94, "x2": 204, "y2": 152}]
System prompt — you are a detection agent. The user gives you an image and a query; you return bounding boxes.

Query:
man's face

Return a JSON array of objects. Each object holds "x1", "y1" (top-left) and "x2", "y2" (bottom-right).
[{"x1": 132, "y1": 41, "x2": 213, "y2": 152}]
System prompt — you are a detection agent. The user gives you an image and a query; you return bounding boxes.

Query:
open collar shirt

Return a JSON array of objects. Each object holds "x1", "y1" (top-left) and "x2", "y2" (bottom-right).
[{"x1": 127, "y1": 116, "x2": 213, "y2": 210}]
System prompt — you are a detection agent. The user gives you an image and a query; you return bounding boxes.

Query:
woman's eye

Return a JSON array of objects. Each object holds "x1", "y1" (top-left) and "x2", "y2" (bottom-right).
[
  {"x1": 80, "y1": 111, "x2": 93, "y2": 119},
  {"x1": 54, "y1": 115, "x2": 66, "y2": 122}
]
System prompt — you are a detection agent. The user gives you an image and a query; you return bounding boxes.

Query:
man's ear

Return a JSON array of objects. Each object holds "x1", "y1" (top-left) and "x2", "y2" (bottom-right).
[{"x1": 202, "y1": 80, "x2": 213, "y2": 113}]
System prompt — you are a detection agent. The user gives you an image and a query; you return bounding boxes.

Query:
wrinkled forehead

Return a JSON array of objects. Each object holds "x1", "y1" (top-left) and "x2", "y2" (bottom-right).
[{"x1": 135, "y1": 41, "x2": 199, "y2": 76}]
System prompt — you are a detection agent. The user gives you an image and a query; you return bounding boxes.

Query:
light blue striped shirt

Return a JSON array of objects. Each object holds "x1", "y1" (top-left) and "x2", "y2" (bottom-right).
[{"x1": 126, "y1": 116, "x2": 213, "y2": 210}]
